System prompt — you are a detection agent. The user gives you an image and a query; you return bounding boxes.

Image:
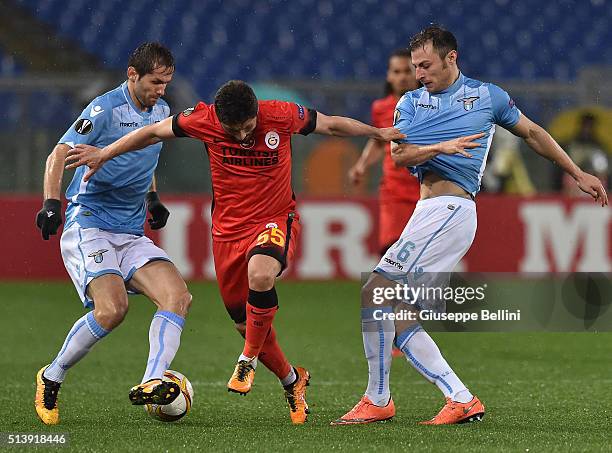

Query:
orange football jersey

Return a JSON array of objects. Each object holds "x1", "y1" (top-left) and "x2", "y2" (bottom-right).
[{"x1": 172, "y1": 100, "x2": 316, "y2": 241}]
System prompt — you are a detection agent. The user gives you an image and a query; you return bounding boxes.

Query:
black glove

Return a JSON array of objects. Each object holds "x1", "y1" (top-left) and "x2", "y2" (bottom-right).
[
  {"x1": 146, "y1": 191, "x2": 170, "y2": 230},
  {"x1": 35, "y1": 199, "x2": 63, "y2": 240}
]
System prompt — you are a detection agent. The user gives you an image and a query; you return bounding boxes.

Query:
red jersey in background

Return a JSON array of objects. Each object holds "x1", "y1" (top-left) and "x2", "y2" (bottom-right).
[
  {"x1": 371, "y1": 94, "x2": 420, "y2": 252},
  {"x1": 371, "y1": 94, "x2": 420, "y2": 204}
]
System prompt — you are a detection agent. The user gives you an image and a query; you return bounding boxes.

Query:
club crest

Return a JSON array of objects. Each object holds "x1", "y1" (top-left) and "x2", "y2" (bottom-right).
[
  {"x1": 265, "y1": 131, "x2": 280, "y2": 150},
  {"x1": 88, "y1": 249, "x2": 109, "y2": 264},
  {"x1": 457, "y1": 96, "x2": 480, "y2": 111}
]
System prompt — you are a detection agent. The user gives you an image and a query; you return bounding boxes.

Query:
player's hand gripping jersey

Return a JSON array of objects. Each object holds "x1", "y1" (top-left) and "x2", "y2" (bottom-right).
[
  {"x1": 394, "y1": 73, "x2": 520, "y2": 196},
  {"x1": 59, "y1": 82, "x2": 170, "y2": 235},
  {"x1": 172, "y1": 100, "x2": 316, "y2": 240}
]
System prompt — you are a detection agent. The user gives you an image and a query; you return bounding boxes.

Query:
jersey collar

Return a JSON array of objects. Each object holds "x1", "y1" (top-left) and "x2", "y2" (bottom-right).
[{"x1": 121, "y1": 81, "x2": 153, "y2": 118}]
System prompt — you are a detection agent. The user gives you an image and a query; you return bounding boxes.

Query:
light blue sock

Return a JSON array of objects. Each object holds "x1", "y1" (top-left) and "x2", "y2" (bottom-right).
[
  {"x1": 44, "y1": 311, "x2": 110, "y2": 383},
  {"x1": 362, "y1": 307, "x2": 394, "y2": 407},
  {"x1": 141, "y1": 311, "x2": 185, "y2": 383},
  {"x1": 396, "y1": 323, "x2": 473, "y2": 403}
]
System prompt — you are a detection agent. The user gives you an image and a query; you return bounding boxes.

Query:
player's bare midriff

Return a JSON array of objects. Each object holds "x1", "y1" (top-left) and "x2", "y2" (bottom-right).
[{"x1": 420, "y1": 171, "x2": 471, "y2": 200}]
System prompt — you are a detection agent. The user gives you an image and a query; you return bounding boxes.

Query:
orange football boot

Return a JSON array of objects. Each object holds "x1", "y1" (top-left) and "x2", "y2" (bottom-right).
[
  {"x1": 35, "y1": 366, "x2": 60, "y2": 425},
  {"x1": 420, "y1": 396, "x2": 485, "y2": 425},
  {"x1": 392, "y1": 346, "x2": 404, "y2": 358},
  {"x1": 227, "y1": 359, "x2": 256, "y2": 395},
  {"x1": 331, "y1": 396, "x2": 395, "y2": 425},
  {"x1": 283, "y1": 366, "x2": 311, "y2": 424}
]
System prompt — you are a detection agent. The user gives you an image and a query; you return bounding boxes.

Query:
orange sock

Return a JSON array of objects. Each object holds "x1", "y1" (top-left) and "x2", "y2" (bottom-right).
[
  {"x1": 258, "y1": 326, "x2": 292, "y2": 379},
  {"x1": 242, "y1": 302, "x2": 277, "y2": 358}
]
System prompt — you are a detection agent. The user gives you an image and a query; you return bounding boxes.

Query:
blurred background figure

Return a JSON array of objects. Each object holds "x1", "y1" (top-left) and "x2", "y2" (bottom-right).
[
  {"x1": 558, "y1": 113, "x2": 609, "y2": 196},
  {"x1": 482, "y1": 127, "x2": 536, "y2": 195},
  {"x1": 348, "y1": 49, "x2": 421, "y2": 256}
]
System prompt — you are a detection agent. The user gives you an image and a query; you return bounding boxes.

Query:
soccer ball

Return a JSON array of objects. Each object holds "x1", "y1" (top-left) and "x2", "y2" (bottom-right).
[{"x1": 144, "y1": 370, "x2": 194, "y2": 422}]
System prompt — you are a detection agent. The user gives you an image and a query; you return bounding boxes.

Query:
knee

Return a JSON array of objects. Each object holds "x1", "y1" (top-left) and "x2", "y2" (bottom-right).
[
  {"x1": 161, "y1": 290, "x2": 192, "y2": 318},
  {"x1": 94, "y1": 299, "x2": 128, "y2": 330},
  {"x1": 234, "y1": 322, "x2": 246, "y2": 337},
  {"x1": 247, "y1": 267, "x2": 275, "y2": 291},
  {"x1": 178, "y1": 291, "x2": 193, "y2": 316}
]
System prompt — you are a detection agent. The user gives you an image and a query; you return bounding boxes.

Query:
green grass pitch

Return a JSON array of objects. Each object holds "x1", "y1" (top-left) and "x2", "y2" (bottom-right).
[{"x1": 1, "y1": 281, "x2": 610, "y2": 452}]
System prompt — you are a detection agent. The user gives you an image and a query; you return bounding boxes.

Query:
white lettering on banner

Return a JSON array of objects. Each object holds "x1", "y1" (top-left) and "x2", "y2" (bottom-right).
[
  {"x1": 519, "y1": 203, "x2": 611, "y2": 272},
  {"x1": 202, "y1": 203, "x2": 216, "y2": 279},
  {"x1": 297, "y1": 202, "x2": 378, "y2": 278},
  {"x1": 158, "y1": 202, "x2": 194, "y2": 278}
]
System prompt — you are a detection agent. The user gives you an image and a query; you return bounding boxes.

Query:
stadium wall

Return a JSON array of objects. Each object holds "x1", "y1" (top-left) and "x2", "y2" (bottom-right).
[{"x1": 3, "y1": 195, "x2": 610, "y2": 280}]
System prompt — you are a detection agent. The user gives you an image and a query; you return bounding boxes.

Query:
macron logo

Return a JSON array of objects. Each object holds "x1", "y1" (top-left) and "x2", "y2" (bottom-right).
[
  {"x1": 90, "y1": 105, "x2": 104, "y2": 117},
  {"x1": 46, "y1": 211, "x2": 55, "y2": 218}
]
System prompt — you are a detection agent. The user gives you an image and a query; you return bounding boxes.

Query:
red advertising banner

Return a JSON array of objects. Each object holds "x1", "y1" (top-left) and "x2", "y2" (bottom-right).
[{"x1": 2, "y1": 195, "x2": 610, "y2": 280}]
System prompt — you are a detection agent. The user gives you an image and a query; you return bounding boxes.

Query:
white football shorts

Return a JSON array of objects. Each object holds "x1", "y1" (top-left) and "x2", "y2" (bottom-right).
[
  {"x1": 374, "y1": 196, "x2": 477, "y2": 311},
  {"x1": 60, "y1": 224, "x2": 171, "y2": 308}
]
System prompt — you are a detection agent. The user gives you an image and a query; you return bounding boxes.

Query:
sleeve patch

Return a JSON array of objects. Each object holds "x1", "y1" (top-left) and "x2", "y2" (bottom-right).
[
  {"x1": 74, "y1": 118, "x2": 93, "y2": 135},
  {"x1": 393, "y1": 109, "x2": 400, "y2": 125},
  {"x1": 296, "y1": 104, "x2": 305, "y2": 120}
]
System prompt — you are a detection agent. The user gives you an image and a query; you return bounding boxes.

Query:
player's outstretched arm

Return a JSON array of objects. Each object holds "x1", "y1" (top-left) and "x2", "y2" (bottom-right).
[
  {"x1": 390, "y1": 133, "x2": 485, "y2": 167},
  {"x1": 510, "y1": 114, "x2": 608, "y2": 206},
  {"x1": 65, "y1": 116, "x2": 176, "y2": 181},
  {"x1": 348, "y1": 139, "x2": 386, "y2": 185},
  {"x1": 314, "y1": 112, "x2": 406, "y2": 142}
]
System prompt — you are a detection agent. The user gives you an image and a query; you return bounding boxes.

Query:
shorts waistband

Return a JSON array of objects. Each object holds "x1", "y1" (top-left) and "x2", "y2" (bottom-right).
[{"x1": 415, "y1": 195, "x2": 476, "y2": 210}]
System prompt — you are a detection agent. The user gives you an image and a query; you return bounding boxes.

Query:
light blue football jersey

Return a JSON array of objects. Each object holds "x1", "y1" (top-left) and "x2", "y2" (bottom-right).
[
  {"x1": 394, "y1": 72, "x2": 521, "y2": 196},
  {"x1": 59, "y1": 82, "x2": 170, "y2": 235}
]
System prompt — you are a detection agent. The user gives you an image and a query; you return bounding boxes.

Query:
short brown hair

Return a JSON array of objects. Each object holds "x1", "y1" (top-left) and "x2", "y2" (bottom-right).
[
  {"x1": 128, "y1": 42, "x2": 174, "y2": 76},
  {"x1": 214, "y1": 80, "x2": 258, "y2": 125},
  {"x1": 409, "y1": 25, "x2": 458, "y2": 60}
]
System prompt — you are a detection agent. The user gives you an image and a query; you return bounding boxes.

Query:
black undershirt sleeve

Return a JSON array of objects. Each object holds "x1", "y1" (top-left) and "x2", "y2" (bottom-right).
[
  {"x1": 171, "y1": 114, "x2": 189, "y2": 137},
  {"x1": 298, "y1": 109, "x2": 317, "y2": 136}
]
